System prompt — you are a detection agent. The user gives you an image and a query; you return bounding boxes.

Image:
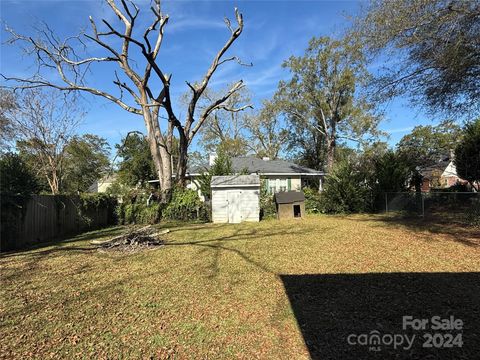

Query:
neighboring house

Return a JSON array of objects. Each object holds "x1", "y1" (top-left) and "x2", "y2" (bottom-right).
[
  {"x1": 419, "y1": 155, "x2": 468, "y2": 192},
  {"x1": 88, "y1": 174, "x2": 117, "y2": 193},
  {"x1": 179, "y1": 156, "x2": 325, "y2": 199}
]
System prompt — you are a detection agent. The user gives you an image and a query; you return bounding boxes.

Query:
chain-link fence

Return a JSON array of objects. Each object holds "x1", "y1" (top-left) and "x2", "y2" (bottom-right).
[{"x1": 381, "y1": 192, "x2": 480, "y2": 224}]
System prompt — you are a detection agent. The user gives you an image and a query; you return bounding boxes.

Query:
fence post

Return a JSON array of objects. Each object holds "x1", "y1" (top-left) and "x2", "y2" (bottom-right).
[
  {"x1": 421, "y1": 193, "x2": 425, "y2": 217},
  {"x1": 385, "y1": 193, "x2": 388, "y2": 214}
]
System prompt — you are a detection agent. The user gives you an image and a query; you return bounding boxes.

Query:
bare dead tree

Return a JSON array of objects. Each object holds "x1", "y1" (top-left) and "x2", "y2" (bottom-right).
[
  {"x1": 5, "y1": 89, "x2": 83, "y2": 194},
  {"x1": 1, "y1": 0, "x2": 250, "y2": 201}
]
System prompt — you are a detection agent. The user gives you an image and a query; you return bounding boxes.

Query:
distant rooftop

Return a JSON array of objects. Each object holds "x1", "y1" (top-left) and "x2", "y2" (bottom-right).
[{"x1": 188, "y1": 156, "x2": 324, "y2": 176}]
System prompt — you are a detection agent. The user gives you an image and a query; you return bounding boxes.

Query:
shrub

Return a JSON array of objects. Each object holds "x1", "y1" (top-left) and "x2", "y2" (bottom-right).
[
  {"x1": 0, "y1": 153, "x2": 39, "y2": 196},
  {"x1": 465, "y1": 199, "x2": 480, "y2": 228},
  {"x1": 303, "y1": 187, "x2": 322, "y2": 214},
  {"x1": 320, "y1": 160, "x2": 370, "y2": 213},
  {"x1": 162, "y1": 187, "x2": 202, "y2": 221},
  {"x1": 115, "y1": 191, "x2": 161, "y2": 225},
  {"x1": 260, "y1": 181, "x2": 276, "y2": 219},
  {"x1": 78, "y1": 193, "x2": 117, "y2": 228}
]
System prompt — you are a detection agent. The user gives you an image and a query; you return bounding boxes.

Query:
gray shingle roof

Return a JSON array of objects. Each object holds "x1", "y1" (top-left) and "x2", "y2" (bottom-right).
[
  {"x1": 211, "y1": 175, "x2": 260, "y2": 187},
  {"x1": 188, "y1": 156, "x2": 324, "y2": 175},
  {"x1": 275, "y1": 191, "x2": 305, "y2": 204}
]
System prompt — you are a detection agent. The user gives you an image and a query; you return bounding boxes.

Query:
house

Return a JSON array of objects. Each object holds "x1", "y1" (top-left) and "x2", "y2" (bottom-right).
[
  {"x1": 211, "y1": 175, "x2": 260, "y2": 223},
  {"x1": 419, "y1": 155, "x2": 468, "y2": 192},
  {"x1": 88, "y1": 174, "x2": 117, "y2": 193},
  {"x1": 182, "y1": 155, "x2": 325, "y2": 199}
]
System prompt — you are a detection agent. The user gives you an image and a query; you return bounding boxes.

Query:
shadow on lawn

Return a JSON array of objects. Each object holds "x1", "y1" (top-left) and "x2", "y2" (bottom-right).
[
  {"x1": 355, "y1": 214, "x2": 480, "y2": 247},
  {"x1": 0, "y1": 226, "x2": 124, "y2": 259},
  {"x1": 281, "y1": 272, "x2": 480, "y2": 360}
]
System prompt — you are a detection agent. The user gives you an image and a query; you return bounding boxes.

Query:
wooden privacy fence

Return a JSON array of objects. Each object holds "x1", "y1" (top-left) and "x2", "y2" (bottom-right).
[{"x1": 0, "y1": 194, "x2": 116, "y2": 252}]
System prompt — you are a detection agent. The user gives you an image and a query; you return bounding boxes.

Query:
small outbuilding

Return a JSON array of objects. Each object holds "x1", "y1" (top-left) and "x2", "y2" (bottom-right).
[
  {"x1": 211, "y1": 175, "x2": 260, "y2": 223},
  {"x1": 275, "y1": 191, "x2": 306, "y2": 220}
]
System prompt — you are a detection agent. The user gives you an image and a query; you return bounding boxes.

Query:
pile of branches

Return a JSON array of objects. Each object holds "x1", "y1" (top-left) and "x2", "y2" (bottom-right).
[{"x1": 95, "y1": 225, "x2": 165, "y2": 253}]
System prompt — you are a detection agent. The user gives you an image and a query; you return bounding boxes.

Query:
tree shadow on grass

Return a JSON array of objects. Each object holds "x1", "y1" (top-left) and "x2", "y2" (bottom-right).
[
  {"x1": 353, "y1": 214, "x2": 480, "y2": 247},
  {"x1": 281, "y1": 272, "x2": 480, "y2": 360},
  {"x1": 0, "y1": 226, "x2": 125, "y2": 259}
]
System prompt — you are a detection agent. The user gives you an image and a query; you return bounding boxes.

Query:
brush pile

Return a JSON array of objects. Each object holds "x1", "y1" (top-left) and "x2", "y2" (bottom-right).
[{"x1": 94, "y1": 225, "x2": 166, "y2": 253}]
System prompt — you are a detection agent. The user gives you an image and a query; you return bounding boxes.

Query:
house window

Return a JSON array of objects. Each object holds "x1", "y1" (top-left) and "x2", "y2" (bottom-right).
[{"x1": 278, "y1": 178, "x2": 287, "y2": 192}]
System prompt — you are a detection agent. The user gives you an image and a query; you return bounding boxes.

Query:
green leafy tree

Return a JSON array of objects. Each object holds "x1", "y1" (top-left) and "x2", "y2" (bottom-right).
[
  {"x1": 397, "y1": 120, "x2": 462, "y2": 167},
  {"x1": 197, "y1": 150, "x2": 233, "y2": 200},
  {"x1": 0, "y1": 90, "x2": 16, "y2": 152},
  {"x1": 454, "y1": 119, "x2": 480, "y2": 191},
  {"x1": 355, "y1": 0, "x2": 480, "y2": 114},
  {"x1": 321, "y1": 159, "x2": 370, "y2": 213},
  {"x1": 0, "y1": 153, "x2": 39, "y2": 195},
  {"x1": 274, "y1": 36, "x2": 382, "y2": 171},
  {"x1": 116, "y1": 133, "x2": 156, "y2": 188},
  {"x1": 62, "y1": 134, "x2": 111, "y2": 193}
]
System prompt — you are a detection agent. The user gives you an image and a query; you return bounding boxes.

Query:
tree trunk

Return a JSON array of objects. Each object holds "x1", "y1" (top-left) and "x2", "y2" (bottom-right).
[
  {"x1": 175, "y1": 130, "x2": 189, "y2": 188},
  {"x1": 326, "y1": 136, "x2": 336, "y2": 172},
  {"x1": 144, "y1": 109, "x2": 173, "y2": 203}
]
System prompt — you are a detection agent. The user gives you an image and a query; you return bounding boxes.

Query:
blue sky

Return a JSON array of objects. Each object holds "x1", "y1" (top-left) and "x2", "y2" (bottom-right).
[{"x1": 1, "y1": 0, "x2": 440, "y2": 154}]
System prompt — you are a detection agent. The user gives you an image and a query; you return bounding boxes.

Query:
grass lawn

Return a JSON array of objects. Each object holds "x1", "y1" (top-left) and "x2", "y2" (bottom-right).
[{"x1": 1, "y1": 215, "x2": 479, "y2": 359}]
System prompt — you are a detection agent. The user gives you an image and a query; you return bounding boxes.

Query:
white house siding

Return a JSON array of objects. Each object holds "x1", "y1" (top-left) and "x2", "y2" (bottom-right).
[{"x1": 211, "y1": 187, "x2": 260, "y2": 223}]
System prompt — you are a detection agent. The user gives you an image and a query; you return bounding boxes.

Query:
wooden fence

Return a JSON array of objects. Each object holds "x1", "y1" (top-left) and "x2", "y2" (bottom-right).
[{"x1": 1, "y1": 195, "x2": 116, "y2": 252}]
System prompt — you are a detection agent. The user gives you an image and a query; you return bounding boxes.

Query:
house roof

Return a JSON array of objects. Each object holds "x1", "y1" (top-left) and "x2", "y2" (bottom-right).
[
  {"x1": 211, "y1": 175, "x2": 260, "y2": 188},
  {"x1": 420, "y1": 155, "x2": 452, "y2": 179},
  {"x1": 188, "y1": 156, "x2": 324, "y2": 176},
  {"x1": 274, "y1": 191, "x2": 305, "y2": 204}
]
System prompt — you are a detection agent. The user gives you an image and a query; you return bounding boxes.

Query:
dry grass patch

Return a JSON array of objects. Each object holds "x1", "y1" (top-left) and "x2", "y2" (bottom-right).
[{"x1": 1, "y1": 215, "x2": 478, "y2": 359}]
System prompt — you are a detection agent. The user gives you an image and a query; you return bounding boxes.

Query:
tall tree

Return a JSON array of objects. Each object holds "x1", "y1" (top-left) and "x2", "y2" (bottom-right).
[
  {"x1": 2, "y1": 0, "x2": 250, "y2": 202},
  {"x1": 0, "y1": 90, "x2": 16, "y2": 152},
  {"x1": 7, "y1": 89, "x2": 83, "y2": 194},
  {"x1": 196, "y1": 86, "x2": 251, "y2": 157},
  {"x1": 274, "y1": 36, "x2": 382, "y2": 171},
  {"x1": 355, "y1": 0, "x2": 480, "y2": 115},
  {"x1": 62, "y1": 134, "x2": 111, "y2": 193},
  {"x1": 244, "y1": 100, "x2": 288, "y2": 160},
  {"x1": 115, "y1": 132, "x2": 156, "y2": 187},
  {"x1": 454, "y1": 119, "x2": 480, "y2": 191},
  {"x1": 396, "y1": 120, "x2": 462, "y2": 167}
]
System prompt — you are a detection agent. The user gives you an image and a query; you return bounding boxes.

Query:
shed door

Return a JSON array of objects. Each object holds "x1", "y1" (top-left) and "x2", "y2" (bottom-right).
[{"x1": 227, "y1": 190, "x2": 242, "y2": 223}]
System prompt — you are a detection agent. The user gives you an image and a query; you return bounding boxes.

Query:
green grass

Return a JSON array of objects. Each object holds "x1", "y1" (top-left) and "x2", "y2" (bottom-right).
[{"x1": 1, "y1": 215, "x2": 479, "y2": 359}]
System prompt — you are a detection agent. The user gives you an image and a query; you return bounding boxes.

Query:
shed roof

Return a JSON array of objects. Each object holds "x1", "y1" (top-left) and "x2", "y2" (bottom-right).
[
  {"x1": 275, "y1": 191, "x2": 305, "y2": 204},
  {"x1": 211, "y1": 175, "x2": 260, "y2": 188}
]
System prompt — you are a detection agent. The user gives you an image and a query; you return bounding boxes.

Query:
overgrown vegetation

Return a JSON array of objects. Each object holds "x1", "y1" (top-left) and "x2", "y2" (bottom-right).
[
  {"x1": 259, "y1": 179, "x2": 276, "y2": 219},
  {"x1": 163, "y1": 187, "x2": 204, "y2": 221}
]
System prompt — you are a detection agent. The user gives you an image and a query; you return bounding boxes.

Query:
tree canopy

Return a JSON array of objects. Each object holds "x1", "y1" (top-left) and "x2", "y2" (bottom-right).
[
  {"x1": 396, "y1": 120, "x2": 462, "y2": 167},
  {"x1": 355, "y1": 0, "x2": 480, "y2": 115},
  {"x1": 273, "y1": 36, "x2": 382, "y2": 171},
  {"x1": 454, "y1": 119, "x2": 480, "y2": 191}
]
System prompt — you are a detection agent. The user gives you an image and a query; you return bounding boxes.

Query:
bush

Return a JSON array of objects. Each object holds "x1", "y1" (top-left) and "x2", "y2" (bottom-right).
[
  {"x1": 465, "y1": 199, "x2": 480, "y2": 228},
  {"x1": 260, "y1": 181, "x2": 276, "y2": 219},
  {"x1": 162, "y1": 187, "x2": 202, "y2": 221},
  {"x1": 320, "y1": 160, "x2": 370, "y2": 214},
  {"x1": 115, "y1": 191, "x2": 161, "y2": 225},
  {"x1": 0, "y1": 153, "x2": 39, "y2": 195},
  {"x1": 78, "y1": 193, "x2": 117, "y2": 227},
  {"x1": 303, "y1": 187, "x2": 322, "y2": 214}
]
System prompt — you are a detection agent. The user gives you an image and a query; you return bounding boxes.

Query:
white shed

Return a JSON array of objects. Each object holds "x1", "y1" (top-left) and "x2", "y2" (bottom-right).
[{"x1": 211, "y1": 175, "x2": 260, "y2": 223}]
